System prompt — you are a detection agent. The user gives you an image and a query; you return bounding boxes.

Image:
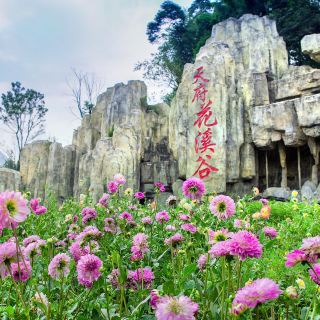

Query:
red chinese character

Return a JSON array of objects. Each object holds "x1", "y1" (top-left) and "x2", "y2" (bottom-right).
[
  {"x1": 195, "y1": 128, "x2": 216, "y2": 154},
  {"x1": 193, "y1": 156, "x2": 218, "y2": 179},
  {"x1": 193, "y1": 66, "x2": 209, "y2": 84},
  {"x1": 194, "y1": 100, "x2": 218, "y2": 128},
  {"x1": 192, "y1": 83, "x2": 208, "y2": 103}
]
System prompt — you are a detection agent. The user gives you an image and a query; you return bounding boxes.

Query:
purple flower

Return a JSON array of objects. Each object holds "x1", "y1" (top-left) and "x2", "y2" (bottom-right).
[
  {"x1": 198, "y1": 254, "x2": 209, "y2": 271},
  {"x1": 107, "y1": 181, "x2": 119, "y2": 194},
  {"x1": 98, "y1": 193, "x2": 110, "y2": 207},
  {"x1": 285, "y1": 250, "x2": 308, "y2": 268},
  {"x1": 0, "y1": 241, "x2": 18, "y2": 279},
  {"x1": 114, "y1": 173, "x2": 126, "y2": 185},
  {"x1": 179, "y1": 214, "x2": 190, "y2": 221},
  {"x1": 77, "y1": 254, "x2": 102, "y2": 288},
  {"x1": 150, "y1": 290, "x2": 160, "y2": 309},
  {"x1": 69, "y1": 241, "x2": 89, "y2": 262},
  {"x1": 209, "y1": 240, "x2": 232, "y2": 257},
  {"x1": 308, "y1": 263, "x2": 320, "y2": 285},
  {"x1": 208, "y1": 228, "x2": 231, "y2": 244},
  {"x1": 154, "y1": 182, "x2": 165, "y2": 193},
  {"x1": 134, "y1": 192, "x2": 145, "y2": 200},
  {"x1": 141, "y1": 216, "x2": 153, "y2": 225},
  {"x1": 156, "y1": 211, "x2": 170, "y2": 224},
  {"x1": 11, "y1": 260, "x2": 32, "y2": 282},
  {"x1": 182, "y1": 177, "x2": 206, "y2": 200},
  {"x1": 119, "y1": 211, "x2": 133, "y2": 221},
  {"x1": 209, "y1": 195, "x2": 235, "y2": 220},
  {"x1": 300, "y1": 236, "x2": 320, "y2": 257},
  {"x1": 233, "y1": 278, "x2": 282, "y2": 309},
  {"x1": 48, "y1": 253, "x2": 71, "y2": 279},
  {"x1": 81, "y1": 207, "x2": 97, "y2": 225},
  {"x1": 263, "y1": 227, "x2": 278, "y2": 239},
  {"x1": 155, "y1": 295, "x2": 198, "y2": 320},
  {"x1": 164, "y1": 233, "x2": 184, "y2": 246},
  {"x1": 181, "y1": 223, "x2": 197, "y2": 234},
  {"x1": 229, "y1": 231, "x2": 262, "y2": 261},
  {"x1": 132, "y1": 267, "x2": 154, "y2": 288},
  {"x1": 23, "y1": 235, "x2": 40, "y2": 247}
]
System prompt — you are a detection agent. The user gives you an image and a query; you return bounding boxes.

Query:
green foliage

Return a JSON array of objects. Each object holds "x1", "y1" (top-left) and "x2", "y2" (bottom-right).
[
  {"x1": 138, "y1": 0, "x2": 320, "y2": 100},
  {"x1": 107, "y1": 124, "x2": 115, "y2": 138},
  {"x1": 0, "y1": 82, "x2": 48, "y2": 154}
]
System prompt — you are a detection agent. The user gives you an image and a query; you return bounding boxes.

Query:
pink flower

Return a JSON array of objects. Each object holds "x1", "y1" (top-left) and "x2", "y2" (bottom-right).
[
  {"x1": 182, "y1": 177, "x2": 205, "y2": 200},
  {"x1": 104, "y1": 217, "x2": 118, "y2": 234},
  {"x1": 209, "y1": 240, "x2": 232, "y2": 257},
  {"x1": 156, "y1": 211, "x2": 170, "y2": 224},
  {"x1": 76, "y1": 226, "x2": 102, "y2": 243},
  {"x1": 77, "y1": 254, "x2": 102, "y2": 288},
  {"x1": 154, "y1": 182, "x2": 165, "y2": 193},
  {"x1": 179, "y1": 214, "x2": 190, "y2": 221},
  {"x1": 81, "y1": 207, "x2": 97, "y2": 225},
  {"x1": 114, "y1": 173, "x2": 126, "y2": 185},
  {"x1": 30, "y1": 198, "x2": 47, "y2": 215},
  {"x1": 155, "y1": 295, "x2": 198, "y2": 320},
  {"x1": 165, "y1": 225, "x2": 176, "y2": 231},
  {"x1": 209, "y1": 195, "x2": 235, "y2": 220},
  {"x1": 119, "y1": 211, "x2": 133, "y2": 221},
  {"x1": 0, "y1": 241, "x2": 18, "y2": 278},
  {"x1": 24, "y1": 240, "x2": 46, "y2": 260},
  {"x1": 234, "y1": 219, "x2": 243, "y2": 229},
  {"x1": 69, "y1": 241, "x2": 89, "y2": 262},
  {"x1": 150, "y1": 290, "x2": 160, "y2": 309},
  {"x1": 263, "y1": 227, "x2": 278, "y2": 239},
  {"x1": 0, "y1": 191, "x2": 30, "y2": 229},
  {"x1": 300, "y1": 236, "x2": 320, "y2": 257},
  {"x1": 230, "y1": 303, "x2": 248, "y2": 316},
  {"x1": 98, "y1": 193, "x2": 110, "y2": 207},
  {"x1": 23, "y1": 235, "x2": 41, "y2": 247},
  {"x1": 198, "y1": 254, "x2": 209, "y2": 271},
  {"x1": 308, "y1": 263, "x2": 320, "y2": 285},
  {"x1": 233, "y1": 278, "x2": 282, "y2": 309},
  {"x1": 285, "y1": 249, "x2": 308, "y2": 267},
  {"x1": 131, "y1": 233, "x2": 149, "y2": 260},
  {"x1": 141, "y1": 216, "x2": 153, "y2": 225},
  {"x1": 181, "y1": 224, "x2": 197, "y2": 234},
  {"x1": 164, "y1": 233, "x2": 184, "y2": 246},
  {"x1": 11, "y1": 260, "x2": 32, "y2": 282},
  {"x1": 48, "y1": 253, "x2": 70, "y2": 279},
  {"x1": 108, "y1": 268, "x2": 121, "y2": 288},
  {"x1": 260, "y1": 198, "x2": 269, "y2": 206},
  {"x1": 208, "y1": 228, "x2": 231, "y2": 244},
  {"x1": 132, "y1": 267, "x2": 154, "y2": 288},
  {"x1": 107, "y1": 181, "x2": 119, "y2": 194},
  {"x1": 229, "y1": 231, "x2": 262, "y2": 261},
  {"x1": 134, "y1": 192, "x2": 145, "y2": 200}
]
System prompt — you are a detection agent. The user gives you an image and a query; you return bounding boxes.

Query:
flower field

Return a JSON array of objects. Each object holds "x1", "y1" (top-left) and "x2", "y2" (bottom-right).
[{"x1": 1, "y1": 175, "x2": 320, "y2": 319}]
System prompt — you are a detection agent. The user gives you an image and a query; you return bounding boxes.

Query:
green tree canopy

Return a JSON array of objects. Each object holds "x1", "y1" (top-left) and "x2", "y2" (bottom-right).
[
  {"x1": 0, "y1": 82, "x2": 48, "y2": 157},
  {"x1": 136, "y1": 0, "x2": 320, "y2": 103}
]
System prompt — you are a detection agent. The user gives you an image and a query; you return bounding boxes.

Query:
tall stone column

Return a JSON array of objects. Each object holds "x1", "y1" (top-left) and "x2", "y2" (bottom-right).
[
  {"x1": 308, "y1": 137, "x2": 319, "y2": 186},
  {"x1": 278, "y1": 142, "x2": 287, "y2": 188}
]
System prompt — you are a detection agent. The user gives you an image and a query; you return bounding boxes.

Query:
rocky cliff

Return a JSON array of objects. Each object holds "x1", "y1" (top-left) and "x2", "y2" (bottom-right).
[{"x1": 10, "y1": 14, "x2": 320, "y2": 200}]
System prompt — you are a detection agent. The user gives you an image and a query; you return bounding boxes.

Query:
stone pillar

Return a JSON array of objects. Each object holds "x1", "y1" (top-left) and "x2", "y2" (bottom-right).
[
  {"x1": 265, "y1": 151, "x2": 269, "y2": 189},
  {"x1": 297, "y1": 147, "x2": 302, "y2": 190},
  {"x1": 308, "y1": 137, "x2": 319, "y2": 186},
  {"x1": 278, "y1": 142, "x2": 287, "y2": 188}
]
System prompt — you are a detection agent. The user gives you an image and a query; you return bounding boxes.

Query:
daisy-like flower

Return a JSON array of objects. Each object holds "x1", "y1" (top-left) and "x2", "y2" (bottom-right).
[
  {"x1": 134, "y1": 192, "x2": 145, "y2": 200},
  {"x1": 179, "y1": 214, "x2": 190, "y2": 221},
  {"x1": 24, "y1": 240, "x2": 46, "y2": 260},
  {"x1": 76, "y1": 226, "x2": 103, "y2": 243},
  {"x1": 181, "y1": 224, "x2": 197, "y2": 234},
  {"x1": 108, "y1": 268, "x2": 120, "y2": 288},
  {"x1": 208, "y1": 228, "x2": 231, "y2": 244},
  {"x1": 234, "y1": 219, "x2": 243, "y2": 229},
  {"x1": 166, "y1": 195, "x2": 177, "y2": 206},
  {"x1": 308, "y1": 263, "x2": 320, "y2": 285},
  {"x1": 263, "y1": 227, "x2": 278, "y2": 239},
  {"x1": 209, "y1": 195, "x2": 235, "y2": 220},
  {"x1": 229, "y1": 231, "x2": 262, "y2": 261},
  {"x1": 124, "y1": 188, "x2": 133, "y2": 196},
  {"x1": 260, "y1": 205, "x2": 271, "y2": 219},
  {"x1": 232, "y1": 278, "x2": 282, "y2": 309},
  {"x1": 154, "y1": 182, "x2": 165, "y2": 193},
  {"x1": 182, "y1": 177, "x2": 205, "y2": 200},
  {"x1": 29, "y1": 198, "x2": 47, "y2": 215},
  {"x1": 107, "y1": 181, "x2": 119, "y2": 194},
  {"x1": 77, "y1": 254, "x2": 102, "y2": 288},
  {"x1": 155, "y1": 295, "x2": 198, "y2": 320},
  {"x1": 69, "y1": 241, "x2": 89, "y2": 262},
  {"x1": 131, "y1": 233, "x2": 149, "y2": 259},
  {"x1": 98, "y1": 193, "x2": 110, "y2": 207},
  {"x1": 156, "y1": 211, "x2": 170, "y2": 224},
  {"x1": 11, "y1": 260, "x2": 32, "y2": 282},
  {"x1": 114, "y1": 173, "x2": 126, "y2": 185},
  {"x1": 81, "y1": 207, "x2": 97, "y2": 225},
  {"x1": 0, "y1": 191, "x2": 30, "y2": 229},
  {"x1": 165, "y1": 225, "x2": 176, "y2": 231},
  {"x1": 104, "y1": 218, "x2": 118, "y2": 234},
  {"x1": 48, "y1": 253, "x2": 71, "y2": 279}
]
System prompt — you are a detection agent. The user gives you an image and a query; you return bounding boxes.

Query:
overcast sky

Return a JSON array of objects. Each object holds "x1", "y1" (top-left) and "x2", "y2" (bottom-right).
[{"x1": 0, "y1": 0, "x2": 191, "y2": 152}]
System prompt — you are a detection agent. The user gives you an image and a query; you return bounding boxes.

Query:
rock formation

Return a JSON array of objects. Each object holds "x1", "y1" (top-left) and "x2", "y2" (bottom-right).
[
  {"x1": 3, "y1": 14, "x2": 320, "y2": 201},
  {"x1": 0, "y1": 168, "x2": 20, "y2": 192}
]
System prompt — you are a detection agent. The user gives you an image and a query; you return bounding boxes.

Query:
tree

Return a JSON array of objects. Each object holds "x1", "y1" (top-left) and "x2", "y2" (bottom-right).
[
  {"x1": 138, "y1": 0, "x2": 320, "y2": 103},
  {"x1": 0, "y1": 82, "x2": 48, "y2": 157},
  {"x1": 67, "y1": 68, "x2": 103, "y2": 119}
]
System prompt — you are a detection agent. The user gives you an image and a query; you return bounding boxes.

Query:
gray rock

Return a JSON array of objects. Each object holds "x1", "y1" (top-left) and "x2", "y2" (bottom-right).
[
  {"x1": 302, "y1": 180, "x2": 317, "y2": 192},
  {"x1": 263, "y1": 187, "x2": 291, "y2": 201},
  {"x1": 301, "y1": 34, "x2": 320, "y2": 63},
  {"x1": 301, "y1": 185, "x2": 315, "y2": 202},
  {"x1": 0, "y1": 168, "x2": 20, "y2": 192},
  {"x1": 172, "y1": 179, "x2": 184, "y2": 198}
]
